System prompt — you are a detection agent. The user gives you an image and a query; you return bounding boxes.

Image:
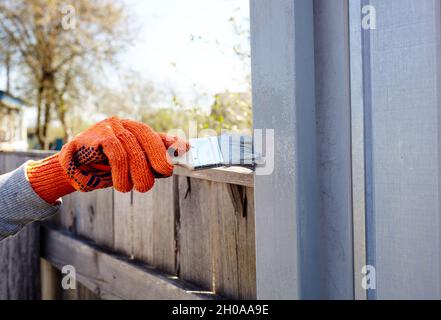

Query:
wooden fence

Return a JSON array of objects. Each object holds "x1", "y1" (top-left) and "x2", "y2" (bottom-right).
[{"x1": 0, "y1": 151, "x2": 256, "y2": 300}]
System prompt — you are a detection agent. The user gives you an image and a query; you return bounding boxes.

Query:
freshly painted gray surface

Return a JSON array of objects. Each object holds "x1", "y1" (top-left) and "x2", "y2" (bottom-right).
[
  {"x1": 313, "y1": 0, "x2": 354, "y2": 300},
  {"x1": 363, "y1": 0, "x2": 441, "y2": 299},
  {"x1": 349, "y1": 0, "x2": 368, "y2": 300},
  {"x1": 251, "y1": 0, "x2": 441, "y2": 299},
  {"x1": 251, "y1": 0, "x2": 319, "y2": 299}
]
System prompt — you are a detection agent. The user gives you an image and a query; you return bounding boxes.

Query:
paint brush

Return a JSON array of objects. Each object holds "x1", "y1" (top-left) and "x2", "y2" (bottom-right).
[{"x1": 171, "y1": 134, "x2": 259, "y2": 170}]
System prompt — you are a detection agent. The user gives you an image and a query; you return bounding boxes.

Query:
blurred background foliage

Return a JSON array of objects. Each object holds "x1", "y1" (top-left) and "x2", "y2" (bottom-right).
[{"x1": 142, "y1": 91, "x2": 252, "y2": 135}]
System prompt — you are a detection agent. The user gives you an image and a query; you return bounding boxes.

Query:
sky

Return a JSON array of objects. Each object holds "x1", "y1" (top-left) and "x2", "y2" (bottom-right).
[{"x1": 119, "y1": 0, "x2": 250, "y2": 107}]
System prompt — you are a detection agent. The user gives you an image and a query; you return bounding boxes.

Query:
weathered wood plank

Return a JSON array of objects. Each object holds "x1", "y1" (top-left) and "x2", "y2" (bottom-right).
[
  {"x1": 54, "y1": 186, "x2": 114, "y2": 249},
  {"x1": 74, "y1": 191, "x2": 98, "y2": 237},
  {"x1": 211, "y1": 182, "x2": 240, "y2": 298},
  {"x1": 236, "y1": 187, "x2": 256, "y2": 299},
  {"x1": 41, "y1": 225, "x2": 217, "y2": 300},
  {"x1": 212, "y1": 183, "x2": 256, "y2": 299},
  {"x1": 118, "y1": 178, "x2": 176, "y2": 275},
  {"x1": 72, "y1": 189, "x2": 114, "y2": 249},
  {"x1": 60, "y1": 282, "x2": 100, "y2": 300},
  {"x1": 178, "y1": 176, "x2": 214, "y2": 291},
  {"x1": 55, "y1": 189, "x2": 114, "y2": 299},
  {"x1": 132, "y1": 178, "x2": 177, "y2": 274},
  {"x1": 55, "y1": 193, "x2": 76, "y2": 231},
  {"x1": 0, "y1": 153, "x2": 45, "y2": 299},
  {"x1": 40, "y1": 258, "x2": 62, "y2": 300},
  {"x1": 0, "y1": 225, "x2": 41, "y2": 299},
  {"x1": 77, "y1": 283, "x2": 101, "y2": 300},
  {"x1": 132, "y1": 190, "x2": 154, "y2": 263},
  {"x1": 152, "y1": 178, "x2": 177, "y2": 274},
  {"x1": 113, "y1": 191, "x2": 134, "y2": 257},
  {"x1": 174, "y1": 166, "x2": 253, "y2": 187}
]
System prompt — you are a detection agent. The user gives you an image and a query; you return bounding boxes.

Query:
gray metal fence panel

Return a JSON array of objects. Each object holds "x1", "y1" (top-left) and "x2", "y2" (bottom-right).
[
  {"x1": 252, "y1": 0, "x2": 441, "y2": 299},
  {"x1": 364, "y1": 0, "x2": 441, "y2": 299},
  {"x1": 314, "y1": 0, "x2": 354, "y2": 300}
]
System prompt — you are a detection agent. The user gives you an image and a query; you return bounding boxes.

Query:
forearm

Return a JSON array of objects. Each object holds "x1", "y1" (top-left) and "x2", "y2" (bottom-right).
[{"x1": 0, "y1": 162, "x2": 61, "y2": 241}]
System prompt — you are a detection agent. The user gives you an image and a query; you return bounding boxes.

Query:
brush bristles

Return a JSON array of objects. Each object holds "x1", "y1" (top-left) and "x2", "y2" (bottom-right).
[{"x1": 218, "y1": 134, "x2": 255, "y2": 167}]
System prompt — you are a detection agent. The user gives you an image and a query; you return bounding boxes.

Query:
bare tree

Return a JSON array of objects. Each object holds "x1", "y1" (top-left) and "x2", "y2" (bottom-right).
[{"x1": 0, "y1": 0, "x2": 133, "y2": 148}]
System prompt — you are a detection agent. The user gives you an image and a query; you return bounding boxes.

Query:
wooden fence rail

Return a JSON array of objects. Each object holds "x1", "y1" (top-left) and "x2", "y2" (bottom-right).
[{"x1": 0, "y1": 151, "x2": 256, "y2": 300}]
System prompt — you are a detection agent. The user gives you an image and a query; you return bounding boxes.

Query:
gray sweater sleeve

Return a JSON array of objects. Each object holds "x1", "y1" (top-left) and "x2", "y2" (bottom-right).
[{"x1": 0, "y1": 162, "x2": 61, "y2": 241}]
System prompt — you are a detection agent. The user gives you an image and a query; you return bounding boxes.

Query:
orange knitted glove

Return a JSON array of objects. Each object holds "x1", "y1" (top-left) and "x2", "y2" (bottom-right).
[{"x1": 27, "y1": 117, "x2": 190, "y2": 204}]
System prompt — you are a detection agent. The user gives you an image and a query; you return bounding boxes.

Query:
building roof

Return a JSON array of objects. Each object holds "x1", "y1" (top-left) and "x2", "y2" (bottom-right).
[{"x1": 0, "y1": 90, "x2": 27, "y2": 110}]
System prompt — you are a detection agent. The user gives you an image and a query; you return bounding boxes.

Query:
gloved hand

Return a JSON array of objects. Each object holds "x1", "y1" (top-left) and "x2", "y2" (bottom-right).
[{"x1": 26, "y1": 117, "x2": 189, "y2": 204}]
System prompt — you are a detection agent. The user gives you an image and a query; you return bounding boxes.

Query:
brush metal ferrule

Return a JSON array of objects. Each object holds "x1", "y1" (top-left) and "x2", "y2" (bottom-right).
[{"x1": 172, "y1": 134, "x2": 257, "y2": 170}]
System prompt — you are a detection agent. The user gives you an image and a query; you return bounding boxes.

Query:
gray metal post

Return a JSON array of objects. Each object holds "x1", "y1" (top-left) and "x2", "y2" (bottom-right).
[{"x1": 250, "y1": 0, "x2": 319, "y2": 299}]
